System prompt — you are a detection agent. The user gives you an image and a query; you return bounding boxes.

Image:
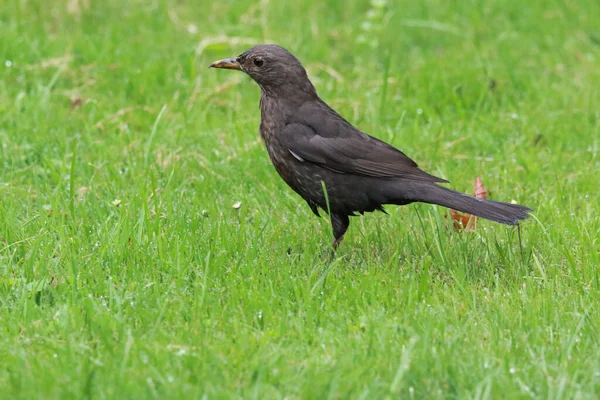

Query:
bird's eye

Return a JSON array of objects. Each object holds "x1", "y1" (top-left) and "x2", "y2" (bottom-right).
[{"x1": 253, "y1": 57, "x2": 264, "y2": 67}]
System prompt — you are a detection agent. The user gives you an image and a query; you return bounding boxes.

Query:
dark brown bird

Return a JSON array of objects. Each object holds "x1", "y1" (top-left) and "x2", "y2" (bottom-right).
[{"x1": 210, "y1": 45, "x2": 531, "y2": 250}]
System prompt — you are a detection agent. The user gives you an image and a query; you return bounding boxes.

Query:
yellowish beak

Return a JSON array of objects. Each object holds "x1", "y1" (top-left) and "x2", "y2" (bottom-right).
[{"x1": 209, "y1": 57, "x2": 241, "y2": 70}]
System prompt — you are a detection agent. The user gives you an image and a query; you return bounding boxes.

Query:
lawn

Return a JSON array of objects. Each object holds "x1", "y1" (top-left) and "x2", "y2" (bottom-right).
[{"x1": 1, "y1": 0, "x2": 599, "y2": 398}]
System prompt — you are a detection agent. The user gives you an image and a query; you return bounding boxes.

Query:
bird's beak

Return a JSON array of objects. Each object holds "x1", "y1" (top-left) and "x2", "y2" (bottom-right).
[{"x1": 209, "y1": 57, "x2": 241, "y2": 70}]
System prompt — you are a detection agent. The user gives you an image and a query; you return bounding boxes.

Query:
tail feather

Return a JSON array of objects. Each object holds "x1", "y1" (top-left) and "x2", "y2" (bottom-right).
[{"x1": 412, "y1": 184, "x2": 532, "y2": 225}]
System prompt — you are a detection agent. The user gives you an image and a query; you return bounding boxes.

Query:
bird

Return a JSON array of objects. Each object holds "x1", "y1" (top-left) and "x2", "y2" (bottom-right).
[{"x1": 210, "y1": 44, "x2": 531, "y2": 251}]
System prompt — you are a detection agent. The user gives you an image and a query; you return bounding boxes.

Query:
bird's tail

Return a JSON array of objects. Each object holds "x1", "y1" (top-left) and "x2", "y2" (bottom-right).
[{"x1": 411, "y1": 184, "x2": 532, "y2": 225}]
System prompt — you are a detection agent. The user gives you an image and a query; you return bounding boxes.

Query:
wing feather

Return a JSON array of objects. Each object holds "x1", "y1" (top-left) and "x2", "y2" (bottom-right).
[{"x1": 282, "y1": 103, "x2": 447, "y2": 183}]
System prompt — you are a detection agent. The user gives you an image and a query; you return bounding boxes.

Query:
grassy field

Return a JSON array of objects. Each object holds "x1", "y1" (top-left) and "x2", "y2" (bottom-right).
[{"x1": 1, "y1": 0, "x2": 599, "y2": 398}]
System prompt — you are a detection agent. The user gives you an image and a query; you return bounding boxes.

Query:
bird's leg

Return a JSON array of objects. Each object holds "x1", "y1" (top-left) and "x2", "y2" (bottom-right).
[
  {"x1": 331, "y1": 237, "x2": 343, "y2": 251},
  {"x1": 330, "y1": 213, "x2": 350, "y2": 252}
]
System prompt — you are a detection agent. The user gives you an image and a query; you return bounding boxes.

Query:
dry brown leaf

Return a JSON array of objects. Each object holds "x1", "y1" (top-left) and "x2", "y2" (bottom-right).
[
  {"x1": 473, "y1": 176, "x2": 487, "y2": 200},
  {"x1": 449, "y1": 209, "x2": 476, "y2": 232},
  {"x1": 70, "y1": 97, "x2": 83, "y2": 110},
  {"x1": 447, "y1": 176, "x2": 487, "y2": 233}
]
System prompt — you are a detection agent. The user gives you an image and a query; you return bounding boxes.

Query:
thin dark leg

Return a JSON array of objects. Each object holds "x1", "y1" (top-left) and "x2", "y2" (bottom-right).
[{"x1": 330, "y1": 213, "x2": 350, "y2": 251}]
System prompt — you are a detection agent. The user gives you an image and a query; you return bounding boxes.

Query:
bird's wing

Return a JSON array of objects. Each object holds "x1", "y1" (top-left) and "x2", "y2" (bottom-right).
[{"x1": 282, "y1": 104, "x2": 448, "y2": 183}]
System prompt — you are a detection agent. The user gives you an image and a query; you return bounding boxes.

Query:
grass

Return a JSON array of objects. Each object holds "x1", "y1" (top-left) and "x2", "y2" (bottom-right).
[{"x1": 1, "y1": 0, "x2": 599, "y2": 398}]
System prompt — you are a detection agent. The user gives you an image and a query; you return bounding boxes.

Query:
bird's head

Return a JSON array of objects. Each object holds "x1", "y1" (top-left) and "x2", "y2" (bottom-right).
[{"x1": 210, "y1": 44, "x2": 316, "y2": 97}]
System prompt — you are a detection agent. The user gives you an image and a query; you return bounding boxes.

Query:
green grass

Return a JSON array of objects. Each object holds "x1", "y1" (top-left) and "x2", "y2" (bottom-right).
[{"x1": 1, "y1": 0, "x2": 599, "y2": 398}]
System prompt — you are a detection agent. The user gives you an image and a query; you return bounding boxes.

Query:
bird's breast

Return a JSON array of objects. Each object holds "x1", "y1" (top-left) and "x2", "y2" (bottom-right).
[
  {"x1": 258, "y1": 95, "x2": 314, "y2": 194},
  {"x1": 260, "y1": 121, "x2": 303, "y2": 192}
]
